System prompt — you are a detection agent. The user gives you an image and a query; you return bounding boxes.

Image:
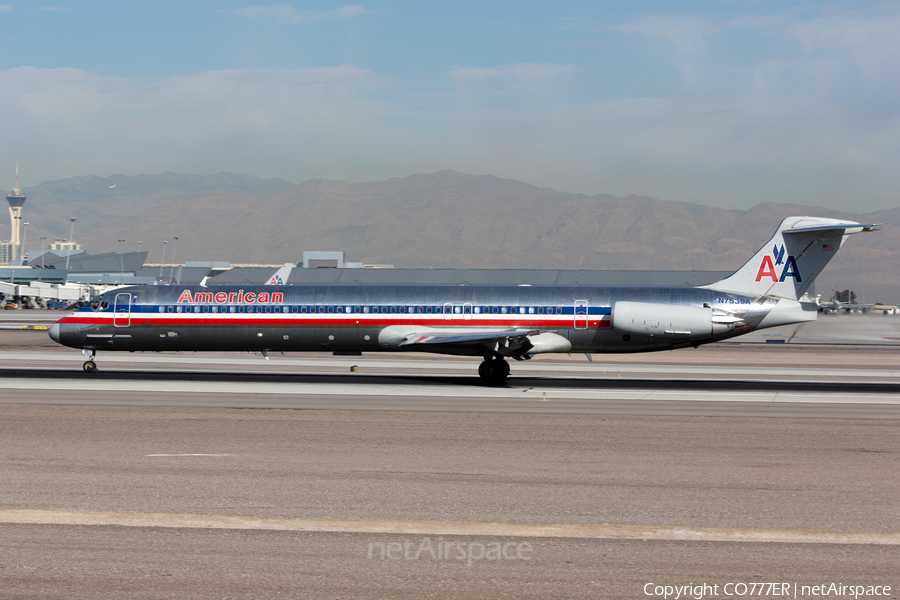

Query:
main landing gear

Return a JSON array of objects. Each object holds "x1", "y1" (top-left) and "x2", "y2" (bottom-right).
[
  {"x1": 82, "y1": 349, "x2": 98, "y2": 373},
  {"x1": 478, "y1": 357, "x2": 510, "y2": 383}
]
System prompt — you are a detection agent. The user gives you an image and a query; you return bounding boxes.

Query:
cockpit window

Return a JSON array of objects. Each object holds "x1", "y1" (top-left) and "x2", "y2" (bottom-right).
[{"x1": 88, "y1": 299, "x2": 109, "y2": 311}]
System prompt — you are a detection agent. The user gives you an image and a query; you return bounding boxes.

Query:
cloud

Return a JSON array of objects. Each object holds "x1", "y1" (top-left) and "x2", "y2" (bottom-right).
[
  {"x1": 790, "y1": 13, "x2": 900, "y2": 78},
  {"x1": 1, "y1": 50, "x2": 899, "y2": 213},
  {"x1": 218, "y1": 4, "x2": 375, "y2": 24},
  {"x1": 0, "y1": 66, "x2": 381, "y2": 182},
  {"x1": 617, "y1": 14, "x2": 714, "y2": 55},
  {"x1": 451, "y1": 63, "x2": 577, "y2": 83},
  {"x1": 0, "y1": 5, "x2": 14, "y2": 12}
]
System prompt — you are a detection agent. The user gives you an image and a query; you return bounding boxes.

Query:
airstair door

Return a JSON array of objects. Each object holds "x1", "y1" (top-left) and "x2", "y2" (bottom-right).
[
  {"x1": 114, "y1": 293, "x2": 132, "y2": 327},
  {"x1": 574, "y1": 299, "x2": 588, "y2": 330}
]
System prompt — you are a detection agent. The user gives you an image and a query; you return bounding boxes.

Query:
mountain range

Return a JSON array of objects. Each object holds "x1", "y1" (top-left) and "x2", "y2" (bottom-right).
[{"x1": 4, "y1": 170, "x2": 898, "y2": 302}]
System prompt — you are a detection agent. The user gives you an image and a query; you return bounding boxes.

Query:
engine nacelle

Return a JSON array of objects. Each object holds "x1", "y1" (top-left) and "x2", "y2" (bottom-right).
[{"x1": 612, "y1": 301, "x2": 715, "y2": 339}]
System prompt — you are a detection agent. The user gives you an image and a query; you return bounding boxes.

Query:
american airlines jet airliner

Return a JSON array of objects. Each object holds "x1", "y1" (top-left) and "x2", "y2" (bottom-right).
[{"x1": 49, "y1": 217, "x2": 878, "y2": 381}]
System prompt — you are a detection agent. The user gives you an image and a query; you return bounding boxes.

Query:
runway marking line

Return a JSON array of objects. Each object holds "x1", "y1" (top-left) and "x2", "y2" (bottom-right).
[
  {"x1": 145, "y1": 454, "x2": 232, "y2": 457},
  {"x1": 1, "y1": 510, "x2": 898, "y2": 545}
]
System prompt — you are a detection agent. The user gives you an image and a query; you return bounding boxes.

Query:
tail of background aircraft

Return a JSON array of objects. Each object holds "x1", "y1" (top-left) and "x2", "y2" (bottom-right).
[
  {"x1": 702, "y1": 217, "x2": 879, "y2": 301},
  {"x1": 266, "y1": 263, "x2": 294, "y2": 286}
]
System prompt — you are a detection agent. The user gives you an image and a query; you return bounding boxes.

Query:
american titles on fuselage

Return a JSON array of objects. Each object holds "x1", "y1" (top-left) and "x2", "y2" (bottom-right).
[{"x1": 177, "y1": 290, "x2": 284, "y2": 304}]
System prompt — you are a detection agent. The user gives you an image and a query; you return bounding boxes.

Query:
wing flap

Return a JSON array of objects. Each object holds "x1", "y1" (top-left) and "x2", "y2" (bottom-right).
[{"x1": 400, "y1": 329, "x2": 540, "y2": 346}]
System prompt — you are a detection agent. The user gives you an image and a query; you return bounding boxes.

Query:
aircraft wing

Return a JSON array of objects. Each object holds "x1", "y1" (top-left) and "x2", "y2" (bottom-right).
[{"x1": 399, "y1": 328, "x2": 541, "y2": 346}]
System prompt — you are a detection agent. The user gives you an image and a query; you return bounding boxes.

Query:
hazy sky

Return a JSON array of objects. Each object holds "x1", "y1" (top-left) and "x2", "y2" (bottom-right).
[{"x1": 1, "y1": 1, "x2": 899, "y2": 211}]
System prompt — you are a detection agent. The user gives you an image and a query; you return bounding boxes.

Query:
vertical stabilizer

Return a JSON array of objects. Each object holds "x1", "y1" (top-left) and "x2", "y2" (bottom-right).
[{"x1": 702, "y1": 217, "x2": 879, "y2": 301}]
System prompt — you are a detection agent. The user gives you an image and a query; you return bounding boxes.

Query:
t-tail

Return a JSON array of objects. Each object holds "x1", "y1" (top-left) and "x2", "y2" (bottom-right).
[
  {"x1": 266, "y1": 263, "x2": 294, "y2": 286},
  {"x1": 702, "y1": 217, "x2": 880, "y2": 301}
]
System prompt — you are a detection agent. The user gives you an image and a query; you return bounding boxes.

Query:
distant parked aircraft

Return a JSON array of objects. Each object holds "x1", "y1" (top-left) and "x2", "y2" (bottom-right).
[{"x1": 266, "y1": 263, "x2": 294, "y2": 286}]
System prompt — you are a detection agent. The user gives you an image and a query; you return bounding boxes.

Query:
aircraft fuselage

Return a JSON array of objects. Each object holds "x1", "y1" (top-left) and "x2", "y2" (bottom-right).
[{"x1": 50, "y1": 283, "x2": 792, "y2": 357}]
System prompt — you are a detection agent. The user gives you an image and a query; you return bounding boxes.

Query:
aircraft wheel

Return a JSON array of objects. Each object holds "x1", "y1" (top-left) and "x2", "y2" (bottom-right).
[
  {"x1": 496, "y1": 359, "x2": 510, "y2": 379},
  {"x1": 478, "y1": 360, "x2": 495, "y2": 381},
  {"x1": 83, "y1": 361, "x2": 98, "y2": 373},
  {"x1": 478, "y1": 359, "x2": 509, "y2": 383}
]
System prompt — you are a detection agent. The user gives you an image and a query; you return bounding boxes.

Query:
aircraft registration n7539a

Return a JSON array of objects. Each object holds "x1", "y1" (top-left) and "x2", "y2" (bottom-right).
[{"x1": 49, "y1": 217, "x2": 879, "y2": 381}]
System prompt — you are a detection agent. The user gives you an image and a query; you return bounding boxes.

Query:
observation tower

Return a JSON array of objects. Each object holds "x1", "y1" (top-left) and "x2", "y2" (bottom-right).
[{"x1": 6, "y1": 163, "x2": 27, "y2": 260}]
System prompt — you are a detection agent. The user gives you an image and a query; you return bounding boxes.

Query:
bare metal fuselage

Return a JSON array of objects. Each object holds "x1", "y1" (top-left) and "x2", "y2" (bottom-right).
[{"x1": 50, "y1": 283, "x2": 804, "y2": 357}]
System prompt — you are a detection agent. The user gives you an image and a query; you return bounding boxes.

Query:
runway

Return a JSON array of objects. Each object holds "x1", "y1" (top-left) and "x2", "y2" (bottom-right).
[
  {"x1": 1, "y1": 323, "x2": 898, "y2": 598},
  {"x1": 0, "y1": 340, "x2": 898, "y2": 418}
]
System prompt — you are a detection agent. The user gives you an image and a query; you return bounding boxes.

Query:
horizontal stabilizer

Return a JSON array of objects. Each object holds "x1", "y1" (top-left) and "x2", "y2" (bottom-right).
[{"x1": 782, "y1": 222, "x2": 881, "y2": 235}]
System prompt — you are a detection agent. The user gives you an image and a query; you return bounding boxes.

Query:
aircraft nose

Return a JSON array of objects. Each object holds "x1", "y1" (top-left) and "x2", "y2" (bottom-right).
[{"x1": 48, "y1": 323, "x2": 61, "y2": 343}]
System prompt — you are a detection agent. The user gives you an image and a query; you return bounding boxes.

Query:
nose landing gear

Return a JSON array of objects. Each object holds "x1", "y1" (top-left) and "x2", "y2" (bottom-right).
[
  {"x1": 478, "y1": 357, "x2": 510, "y2": 383},
  {"x1": 82, "y1": 349, "x2": 98, "y2": 373}
]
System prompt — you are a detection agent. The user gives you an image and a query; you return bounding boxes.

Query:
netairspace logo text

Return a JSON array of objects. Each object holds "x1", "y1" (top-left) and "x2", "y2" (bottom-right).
[
  {"x1": 643, "y1": 582, "x2": 893, "y2": 600},
  {"x1": 368, "y1": 537, "x2": 532, "y2": 567}
]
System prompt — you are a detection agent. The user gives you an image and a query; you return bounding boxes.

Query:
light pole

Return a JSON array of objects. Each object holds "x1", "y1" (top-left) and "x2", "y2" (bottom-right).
[
  {"x1": 118, "y1": 239, "x2": 125, "y2": 284},
  {"x1": 160, "y1": 240, "x2": 167, "y2": 281},
  {"x1": 65, "y1": 217, "x2": 76, "y2": 271},
  {"x1": 39, "y1": 237, "x2": 46, "y2": 282},
  {"x1": 21, "y1": 222, "x2": 28, "y2": 264},
  {"x1": 169, "y1": 236, "x2": 179, "y2": 284},
  {"x1": 9, "y1": 222, "x2": 27, "y2": 287}
]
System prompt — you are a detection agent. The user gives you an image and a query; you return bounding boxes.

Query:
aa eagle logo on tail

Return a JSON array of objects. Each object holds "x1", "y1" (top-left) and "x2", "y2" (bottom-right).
[
  {"x1": 755, "y1": 243, "x2": 800, "y2": 283},
  {"x1": 772, "y1": 243, "x2": 785, "y2": 265}
]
